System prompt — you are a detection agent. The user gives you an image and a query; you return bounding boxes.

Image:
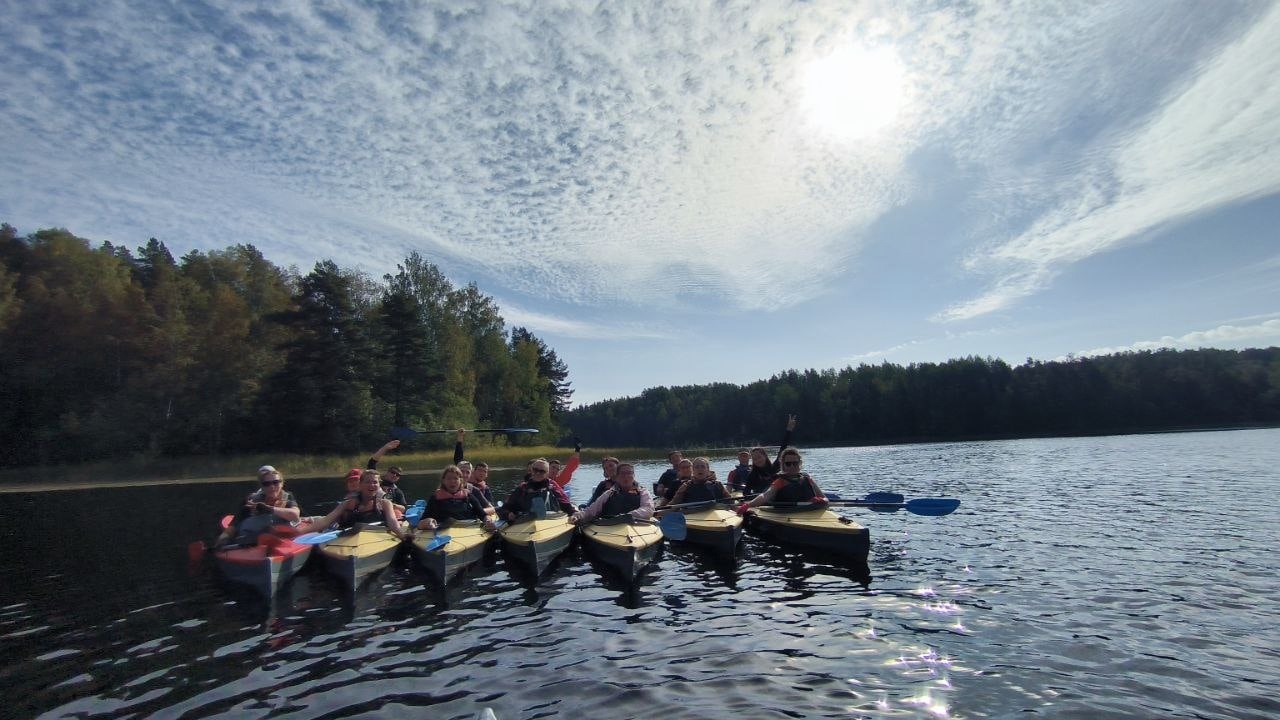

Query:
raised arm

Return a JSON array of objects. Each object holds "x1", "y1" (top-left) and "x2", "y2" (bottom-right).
[
  {"x1": 367, "y1": 439, "x2": 401, "y2": 469},
  {"x1": 770, "y1": 414, "x2": 798, "y2": 473},
  {"x1": 453, "y1": 428, "x2": 465, "y2": 464}
]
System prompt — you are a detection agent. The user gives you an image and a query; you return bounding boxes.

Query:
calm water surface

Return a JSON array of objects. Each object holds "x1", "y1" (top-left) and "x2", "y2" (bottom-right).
[{"x1": 2, "y1": 429, "x2": 1278, "y2": 719}]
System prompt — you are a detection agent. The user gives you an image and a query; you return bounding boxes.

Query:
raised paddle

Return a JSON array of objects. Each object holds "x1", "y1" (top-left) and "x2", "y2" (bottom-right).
[{"x1": 391, "y1": 426, "x2": 540, "y2": 440}]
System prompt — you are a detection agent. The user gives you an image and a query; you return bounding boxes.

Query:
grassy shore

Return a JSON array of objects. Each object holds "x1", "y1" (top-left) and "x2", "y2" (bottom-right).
[{"x1": 0, "y1": 445, "x2": 679, "y2": 493}]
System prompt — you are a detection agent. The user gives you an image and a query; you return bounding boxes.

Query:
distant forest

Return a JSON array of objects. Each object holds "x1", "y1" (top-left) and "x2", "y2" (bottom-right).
[
  {"x1": 564, "y1": 349, "x2": 1280, "y2": 449},
  {"x1": 3, "y1": 224, "x2": 1277, "y2": 468},
  {"x1": 0, "y1": 225, "x2": 571, "y2": 466}
]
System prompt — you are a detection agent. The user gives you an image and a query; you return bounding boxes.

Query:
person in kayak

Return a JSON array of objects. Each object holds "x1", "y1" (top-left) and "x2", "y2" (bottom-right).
[
  {"x1": 587, "y1": 456, "x2": 621, "y2": 504},
  {"x1": 669, "y1": 457, "x2": 731, "y2": 506},
  {"x1": 548, "y1": 437, "x2": 583, "y2": 487},
  {"x1": 305, "y1": 470, "x2": 409, "y2": 539},
  {"x1": 654, "y1": 458, "x2": 693, "y2": 506},
  {"x1": 740, "y1": 414, "x2": 798, "y2": 494},
  {"x1": 737, "y1": 447, "x2": 827, "y2": 513},
  {"x1": 570, "y1": 462, "x2": 654, "y2": 524},
  {"x1": 652, "y1": 450, "x2": 683, "y2": 495},
  {"x1": 416, "y1": 464, "x2": 497, "y2": 532},
  {"x1": 214, "y1": 468, "x2": 301, "y2": 548},
  {"x1": 379, "y1": 466, "x2": 409, "y2": 508},
  {"x1": 343, "y1": 467, "x2": 363, "y2": 494},
  {"x1": 724, "y1": 451, "x2": 753, "y2": 492},
  {"x1": 501, "y1": 459, "x2": 576, "y2": 521},
  {"x1": 467, "y1": 461, "x2": 497, "y2": 506}
]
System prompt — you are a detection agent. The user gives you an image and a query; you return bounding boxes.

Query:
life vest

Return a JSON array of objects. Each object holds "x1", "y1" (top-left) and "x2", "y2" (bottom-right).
[
  {"x1": 431, "y1": 487, "x2": 481, "y2": 522},
  {"x1": 601, "y1": 486, "x2": 644, "y2": 516},
  {"x1": 467, "y1": 480, "x2": 495, "y2": 505},
  {"x1": 679, "y1": 479, "x2": 727, "y2": 504},
  {"x1": 770, "y1": 473, "x2": 822, "y2": 503},
  {"x1": 728, "y1": 464, "x2": 752, "y2": 489},
  {"x1": 341, "y1": 491, "x2": 386, "y2": 525},
  {"x1": 745, "y1": 466, "x2": 775, "y2": 494},
  {"x1": 589, "y1": 479, "x2": 615, "y2": 504}
]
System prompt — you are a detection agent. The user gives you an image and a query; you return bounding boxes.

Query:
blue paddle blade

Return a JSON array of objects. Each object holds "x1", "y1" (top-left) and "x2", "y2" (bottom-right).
[
  {"x1": 294, "y1": 530, "x2": 340, "y2": 545},
  {"x1": 414, "y1": 499, "x2": 426, "y2": 507},
  {"x1": 530, "y1": 495, "x2": 548, "y2": 520},
  {"x1": 659, "y1": 512, "x2": 687, "y2": 540},
  {"x1": 404, "y1": 506, "x2": 424, "y2": 526},
  {"x1": 425, "y1": 534, "x2": 451, "y2": 551},
  {"x1": 904, "y1": 498, "x2": 960, "y2": 516}
]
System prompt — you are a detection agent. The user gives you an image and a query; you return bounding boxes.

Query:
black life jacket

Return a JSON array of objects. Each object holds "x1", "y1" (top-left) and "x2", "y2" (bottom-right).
[
  {"x1": 772, "y1": 473, "x2": 820, "y2": 503},
  {"x1": 680, "y1": 479, "x2": 727, "y2": 504},
  {"x1": 342, "y1": 492, "x2": 386, "y2": 525},
  {"x1": 728, "y1": 464, "x2": 751, "y2": 489},
  {"x1": 601, "y1": 486, "x2": 644, "y2": 516}
]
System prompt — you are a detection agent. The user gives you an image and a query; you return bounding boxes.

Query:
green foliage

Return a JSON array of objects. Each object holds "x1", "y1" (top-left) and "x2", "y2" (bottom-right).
[
  {"x1": 565, "y1": 351, "x2": 1280, "y2": 447},
  {"x1": 0, "y1": 224, "x2": 576, "y2": 467}
]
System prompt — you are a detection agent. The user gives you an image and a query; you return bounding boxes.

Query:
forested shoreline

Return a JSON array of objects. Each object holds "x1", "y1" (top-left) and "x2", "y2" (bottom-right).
[
  {"x1": 0, "y1": 225, "x2": 570, "y2": 466},
  {"x1": 564, "y1": 349, "x2": 1280, "y2": 449},
  {"x1": 3, "y1": 223, "x2": 1277, "y2": 469}
]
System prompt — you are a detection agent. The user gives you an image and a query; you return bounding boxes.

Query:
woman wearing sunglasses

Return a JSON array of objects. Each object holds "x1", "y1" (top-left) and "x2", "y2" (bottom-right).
[
  {"x1": 214, "y1": 467, "x2": 302, "y2": 548},
  {"x1": 736, "y1": 447, "x2": 827, "y2": 513},
  {"x1": 500, "y1": 459, "x2": 576, "y2": 522}
]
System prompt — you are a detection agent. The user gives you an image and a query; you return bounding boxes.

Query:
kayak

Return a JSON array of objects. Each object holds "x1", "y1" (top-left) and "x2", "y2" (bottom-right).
[
  {"x1": 315, "y1": 523, "x2": 405, "y2": 590},
  {"x1": 408, "y1": 519, "x2": 495, "y2": 585},
  {"x1": 746, "y1": 506, "x2": 871, "y2": 582},
  {"x1": 499, "y1": 513, "x2": 576, "y2": 576},
  {"x1": 578, "y1": 516, "x2": 664, "y2": 583},
  {"x1": 212, "y1": 531, "x2": 312, "y2": 598},
  {"x1": 671, "y1": 504, "x2": 743, "y2": 558}
]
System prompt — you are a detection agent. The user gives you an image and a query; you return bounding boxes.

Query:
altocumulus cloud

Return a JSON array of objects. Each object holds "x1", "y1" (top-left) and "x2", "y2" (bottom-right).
[{"x1": 0, "y1": 0, "x2": 1273, "y2": 331}]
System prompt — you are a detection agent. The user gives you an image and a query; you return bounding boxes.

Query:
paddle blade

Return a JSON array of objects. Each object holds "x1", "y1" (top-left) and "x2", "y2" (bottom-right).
[
  {"x1": 294, "y1": 530, "x2": 340, "y2": 545},
  {"x1": 904, "y1": 498, "x2": 961, "y2": 516},
  {"x1": 219, "y1": 514, "x2": 235, "y2": 530},
  {"x1": 530, "y1": 495, "x2": 548, "y2": 520},
  {"x1": 404, "y1": 505, "x2": 424, "y2": 526},
  {"x1": 425, "y1": 534, "x2": 451, "y2": 551},
  {"x1": 659, "y1": 512, "x2": 687, "y2": 541}
]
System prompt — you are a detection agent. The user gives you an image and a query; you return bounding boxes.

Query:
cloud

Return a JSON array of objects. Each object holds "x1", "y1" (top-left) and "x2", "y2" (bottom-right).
[
  {"x1": 0, "y1": 1, "x2": 917, "y2": 311},
  {"x1": 937, "y1": 2, "x2": 1280, "y2": 321},
  {"x1": 496, "y1": 300, "x2": 671, "y2": 340},
  {"x1": 1072, "y1": 318, "x2": 1280, "y2": 358}
]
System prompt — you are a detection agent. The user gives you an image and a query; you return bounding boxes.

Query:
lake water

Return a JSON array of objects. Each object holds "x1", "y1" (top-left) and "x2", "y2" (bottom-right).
[{"x1": 2, "y1": 429, "x2": 1278, "y2": 719}]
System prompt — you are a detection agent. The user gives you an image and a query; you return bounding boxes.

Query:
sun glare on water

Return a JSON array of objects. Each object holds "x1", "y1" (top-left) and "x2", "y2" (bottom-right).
[{"x1": 802, "y1": 46, "x2": 907, "y2": 140}]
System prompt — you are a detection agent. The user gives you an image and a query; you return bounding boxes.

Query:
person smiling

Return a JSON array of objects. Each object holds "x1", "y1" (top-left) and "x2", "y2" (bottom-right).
[
  {"x1": 417, "y1": 464, "x2": 496, "y2": 532},
  {"x1": 669, "y1": 457, "x2": 730, "y2": 506},
  {"x1": 737, "y1": 447, "x2": 828, "y2": 514},
  {"x1": 214, "y1": 467, "x2": 301, "y2": 548},
  {"x1": 570, "y1": 462, "x2": 654, "y2": 525},
  {"x1": 304, "y1": 470, "x2": 408, "y2": 539},
  {"x1": 501, "y1": 459, "x2": 575, "y2": 521}
]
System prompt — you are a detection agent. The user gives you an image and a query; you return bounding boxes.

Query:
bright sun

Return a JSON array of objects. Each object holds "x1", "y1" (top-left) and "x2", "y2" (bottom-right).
[{"x1": 802, "y1": 46, "x2": 907, "y2": 140}]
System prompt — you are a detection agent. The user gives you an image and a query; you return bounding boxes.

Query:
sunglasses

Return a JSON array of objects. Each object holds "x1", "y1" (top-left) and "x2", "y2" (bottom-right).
[
  {"x1": 261, "y1": 479, "x2": 281, "y2": 486},
  {"x1": 531, "y1": 467, "x2": 548, "y2": 474},
  {"x1": 782, "y1": 460, "x2": 801, "y2": 467}
]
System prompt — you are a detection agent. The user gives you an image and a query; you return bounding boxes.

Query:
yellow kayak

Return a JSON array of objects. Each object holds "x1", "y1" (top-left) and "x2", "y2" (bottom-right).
[
  {"x1": 675, "y1": 506, "x2": 743, "y2": 558},
  {"x1": 747, "y1": 507, "x2": 870, "y2": 584},
  {"x1": 499, "y1": 514, "x2": 575, "y2": 576},
  {"x1": 579, "y1": 517, "x2": 664, "y2": 583},
  {"x1": 316, "y1": 523, "x2": 405, "y2": 590},
  {"x1": 408, "y1": 519, "x2": 495, "y2": 585}
]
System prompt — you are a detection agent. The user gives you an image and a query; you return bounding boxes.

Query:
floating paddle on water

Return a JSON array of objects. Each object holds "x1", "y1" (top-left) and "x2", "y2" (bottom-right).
[{"x1": 391, "y1": 426, "x2": 540, "y2": 440}]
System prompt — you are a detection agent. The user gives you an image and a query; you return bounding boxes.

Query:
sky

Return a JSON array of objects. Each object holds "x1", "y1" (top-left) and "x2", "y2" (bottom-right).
[{"x1": 2, "y1": 0, "x2": 1278, "y2": 406}]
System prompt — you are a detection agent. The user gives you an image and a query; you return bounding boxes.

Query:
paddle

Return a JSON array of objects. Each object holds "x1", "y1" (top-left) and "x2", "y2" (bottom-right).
[
  {"x1": 420, "y1": 534, "x2": 452, "y2": 551},
  {"x1": 404, "y1": 499, "x2": 426, "y2": 526},
  {"x1": 294, "y1": 530, "x2": 341, "y2": 545},
  {"x1": 391, "y1": 426, "x2": 540, "y2": 440},
  {"x1": 592, "y1": 513, "x2": 687, "y2": 541},
  {"x1": 658, "y1": 512, "x2": 687, "y2": 540},
  {"x1": 759, "y1": 498, "x2": 961, "y2": 516}
]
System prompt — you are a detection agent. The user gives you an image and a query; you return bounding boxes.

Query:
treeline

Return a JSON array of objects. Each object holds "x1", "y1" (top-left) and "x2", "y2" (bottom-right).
[
  {"x1": 564, "y1": 349, "x2": 1280, "y2": 448},
  {"x1": 0, "y1": 225, "x2": 571, "y2": 466}
]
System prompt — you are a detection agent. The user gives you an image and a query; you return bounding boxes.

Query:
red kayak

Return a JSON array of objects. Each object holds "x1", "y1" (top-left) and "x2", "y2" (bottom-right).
[{"x1": 204, "y1": 516, "x2": 312, "y2": 598}]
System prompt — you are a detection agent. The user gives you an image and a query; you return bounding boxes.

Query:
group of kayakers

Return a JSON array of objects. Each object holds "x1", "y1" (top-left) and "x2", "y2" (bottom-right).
[{"x1": 214, "y1": 415, "x2": 829, "y2": 547}]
